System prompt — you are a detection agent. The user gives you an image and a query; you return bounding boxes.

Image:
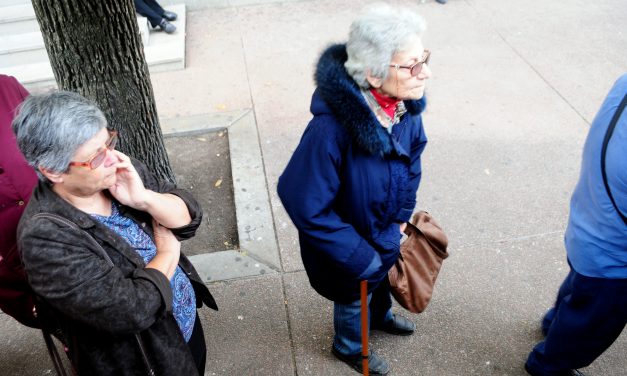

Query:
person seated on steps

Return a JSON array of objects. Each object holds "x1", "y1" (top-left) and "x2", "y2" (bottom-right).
[{"x1": 134, "y1": 0, "x2": 177, "y2": 34}]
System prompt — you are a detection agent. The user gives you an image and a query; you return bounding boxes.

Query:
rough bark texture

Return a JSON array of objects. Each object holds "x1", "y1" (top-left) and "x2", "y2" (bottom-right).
[{"x1": 31, "y1": 0, "x2": 175, "y2": 183}]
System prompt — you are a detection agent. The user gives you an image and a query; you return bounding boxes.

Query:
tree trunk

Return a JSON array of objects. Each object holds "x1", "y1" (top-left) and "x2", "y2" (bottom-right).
[{"x1": 31, "y1": 0, "x2": 176, "y2": 183}]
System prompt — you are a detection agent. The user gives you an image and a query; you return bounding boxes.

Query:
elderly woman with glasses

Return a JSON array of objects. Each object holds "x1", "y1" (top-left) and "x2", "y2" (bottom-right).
[
  {"x1": 277, "y1": 4, "x2": 431, "y2": 375},
  {"x1": 13, "y1": 91, "x2": 217, "y2": 376}
]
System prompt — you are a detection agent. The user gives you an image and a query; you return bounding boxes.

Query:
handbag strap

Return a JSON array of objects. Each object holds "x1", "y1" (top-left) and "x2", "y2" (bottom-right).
[
  {"x1": 600, "y1": 93, "x2": 627, "y2": 225},
  {"x1": 31, "y1": 212, "x2": 156, "y2": 376}
]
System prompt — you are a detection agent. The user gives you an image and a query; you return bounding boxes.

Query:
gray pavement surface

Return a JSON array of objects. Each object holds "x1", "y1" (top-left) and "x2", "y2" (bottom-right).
[{"x1": 2, "y1": 0, "x2": 626, "y2": 375}]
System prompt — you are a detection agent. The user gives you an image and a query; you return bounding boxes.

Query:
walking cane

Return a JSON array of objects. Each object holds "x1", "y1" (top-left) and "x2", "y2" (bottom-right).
[{"x1": 360, "y1": 280, "x2": 369, "y2": 376}]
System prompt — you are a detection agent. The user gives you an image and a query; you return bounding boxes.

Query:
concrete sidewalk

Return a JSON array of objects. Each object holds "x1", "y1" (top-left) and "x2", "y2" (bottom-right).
[{"x1": 1, "y1": 0, "x2": 626, "y2": 375}]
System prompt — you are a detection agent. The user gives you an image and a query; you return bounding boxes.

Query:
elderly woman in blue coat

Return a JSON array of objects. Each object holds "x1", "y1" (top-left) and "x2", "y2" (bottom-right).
[{"x1": 277, "y1": 4, "x2": 431, "y2": 375}]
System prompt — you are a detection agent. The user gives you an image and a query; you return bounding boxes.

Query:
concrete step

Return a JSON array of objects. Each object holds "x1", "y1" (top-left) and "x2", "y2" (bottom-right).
[
  {"x1": 0, "y1": 17, "x2": 148, "y2": 68},
  {"x1": 0, "y1": 3, "x2": 38, "y2": 35},
  {"x1": 0, "y1": 31, "x2": 49, "y2": 67},
  {"x1": 5, "y1": 4, "x2": 186, "y2": 88},
  {"x1": 1, "y1": 61, "x2": 55, "y2": 86},
  {"x1": 0, "y1": 0, "x2": 30, "y2": 7}
]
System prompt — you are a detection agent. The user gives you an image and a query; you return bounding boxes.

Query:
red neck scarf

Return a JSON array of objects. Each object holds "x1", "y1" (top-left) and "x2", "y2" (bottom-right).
[{"x1": 369, "y1": 88, "x2": 400, "y2": 118}]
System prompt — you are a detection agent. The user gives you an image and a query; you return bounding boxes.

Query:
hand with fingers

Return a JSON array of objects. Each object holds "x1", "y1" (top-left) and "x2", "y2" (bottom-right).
[{"x1": 108, "y1": 151, "x2": 151, "y2": 210}]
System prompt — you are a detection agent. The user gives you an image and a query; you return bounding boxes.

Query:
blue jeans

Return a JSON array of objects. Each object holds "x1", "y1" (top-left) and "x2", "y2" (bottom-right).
[{"x1": 333, "y1": 279, "x2": 394, "y2": 355}]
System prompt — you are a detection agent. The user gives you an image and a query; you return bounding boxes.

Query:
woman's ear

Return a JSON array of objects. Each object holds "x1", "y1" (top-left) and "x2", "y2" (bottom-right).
[
  {"x1": 366, "y1": 70, "x2": 383, "y2": 88},
  {"x1": 39, "y1": 166, "x2": 64, "y2": 184}
]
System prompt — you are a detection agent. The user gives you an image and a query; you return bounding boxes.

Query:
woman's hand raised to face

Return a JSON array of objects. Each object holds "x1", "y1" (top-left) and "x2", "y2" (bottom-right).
[{"x1": 108, "y1": 150, "x2": 151, "y2": 210}]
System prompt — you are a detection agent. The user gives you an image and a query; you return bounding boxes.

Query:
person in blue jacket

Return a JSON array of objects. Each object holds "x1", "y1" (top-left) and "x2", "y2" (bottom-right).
[
  {"x1": 525, "y1": 75, "x2": 627, "y2": 376},
  {"x1": 277, "y1": 4, "x2": 431, "y2": 375}
]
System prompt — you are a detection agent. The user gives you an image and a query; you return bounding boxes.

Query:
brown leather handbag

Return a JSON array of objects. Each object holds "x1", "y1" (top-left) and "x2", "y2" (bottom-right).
[{"x1": 388, "y1": 211, "x2": 449, "y2": 313}]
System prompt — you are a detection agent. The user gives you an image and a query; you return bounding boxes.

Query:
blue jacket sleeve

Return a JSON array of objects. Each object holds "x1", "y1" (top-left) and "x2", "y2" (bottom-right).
[
  {"x1": 396, "y1": 114, "x2": 428, "y2": 223},
  {"x1": 277, "y1": 119, "x2": 379, "y2": 279}
]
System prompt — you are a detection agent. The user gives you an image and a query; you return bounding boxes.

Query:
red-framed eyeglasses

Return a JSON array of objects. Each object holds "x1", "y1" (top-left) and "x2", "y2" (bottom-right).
[{"x1": 68, "y1": 130, "x2": 118, "y2": 170}]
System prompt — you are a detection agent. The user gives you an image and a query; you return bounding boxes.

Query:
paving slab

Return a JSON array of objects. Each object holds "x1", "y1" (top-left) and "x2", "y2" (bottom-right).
[
  {"x1": 203, "y1": 274, "x2": 295, "y2": 375},
  {"x1": 151, "y1": 7, "x2": 252, "y2": 119},
  {"x1": 465, "y1": 0, "x2": 627, "y2": 122},
  {"x1": 0, "y1": 314, "x2": 54, "y2": 375}
]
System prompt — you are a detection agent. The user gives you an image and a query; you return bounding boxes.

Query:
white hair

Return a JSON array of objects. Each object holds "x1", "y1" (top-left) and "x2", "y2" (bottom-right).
[{"x1": 345, "y1": 3, "x2": 426, "y2": 89}]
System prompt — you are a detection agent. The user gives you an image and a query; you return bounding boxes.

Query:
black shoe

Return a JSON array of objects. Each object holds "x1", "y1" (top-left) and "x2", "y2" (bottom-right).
[
  {"x1": 372, "y1": 313, "x2": 416, "y2": 336},
  {"x1": 332, "y1": 347, "x2": 390, "y2": 375},
  {"x1": 158, "y1": 19, "x2": 176, "y2": 34},
  {"x1": 436, "y1": 0, "x2": 447, "y2": 4},
  {"x1": 525, "y1": 363, "x2": 586, "y2": 376},
  {"x1": 162, "y1": 10, "x2": 177, "y2": 21}
]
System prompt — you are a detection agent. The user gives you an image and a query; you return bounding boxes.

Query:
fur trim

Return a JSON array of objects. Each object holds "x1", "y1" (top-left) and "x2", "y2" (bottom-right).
[{"x1": 314, "y1": 44, "x2": 425, "y2": 155}]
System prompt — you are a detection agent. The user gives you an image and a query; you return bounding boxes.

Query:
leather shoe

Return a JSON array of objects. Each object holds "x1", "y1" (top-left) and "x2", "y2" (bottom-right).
[
  {"x1": 332, "y1": 347, "x2": 390, "y2": 375},
  {"x1": 372, "y1": 313, "x2": 416, "y2": 336},
  {"x1": 525, "y1": 363, "x2": 586, "y2": 376},
  {"x1": 158, "y1": 19, "x2": 176, "y2": 34},
  {"x1": 162, "y1": 10, "x2": 177, "y2": 21}
]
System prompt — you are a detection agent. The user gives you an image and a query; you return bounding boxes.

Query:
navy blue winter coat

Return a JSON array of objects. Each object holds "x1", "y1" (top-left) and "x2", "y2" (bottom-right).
[{"x1": 277, "y1": 44, "x2": 428, "y2": 303}]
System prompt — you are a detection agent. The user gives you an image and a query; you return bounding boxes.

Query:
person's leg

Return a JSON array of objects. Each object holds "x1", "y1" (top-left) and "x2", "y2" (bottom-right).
[
  {"x1": 542, "y1": 269, "x2": 577, "y2": 336},
  {"x1": 333, "y1": 294, "x2": 390, "y2": 375},
  {"x1": 134, "y1": 0, "x2": 163, "y2": 27},
  {"x1": 369, "y1": 278, "x2": 393, "y2": 327},
  {"x1": 143, "y1": 0, "x2": 165, "y2": 15},
  {"x1": 526, "y1": 271, "x2": 627, "y2": 375},
  {"x1": 187, "y1": 314, "x2": 207, "y2": 376},
  {"x1": 333, "y1": 295, "x2": 369, "y2": 355}
]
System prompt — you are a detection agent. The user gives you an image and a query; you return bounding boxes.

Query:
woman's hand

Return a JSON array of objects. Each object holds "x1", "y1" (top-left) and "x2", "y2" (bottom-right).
[
  {"x1": 108, "y1": 151, "x2": 151, "y2": 210},
  {"x1": 399, "y1": 222, "x2": 407, "y2": 234}
]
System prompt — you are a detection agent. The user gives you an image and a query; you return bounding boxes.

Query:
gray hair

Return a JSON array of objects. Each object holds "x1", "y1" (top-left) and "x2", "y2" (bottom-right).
[
  {"x1": 12, "y1": 91, "x2": 107, "y2": 181},
  {"x1": 345, "y1": 4, "x2": 426, "y2": 89}
]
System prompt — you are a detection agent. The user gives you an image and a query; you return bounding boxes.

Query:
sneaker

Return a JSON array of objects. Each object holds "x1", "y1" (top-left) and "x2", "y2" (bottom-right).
[
  {"x1": 158, "y1": 19, "x2": 176, "y2": 34},
  {"x1": 162, "y1": 10, "x2": 177, "y2": 21},
  {"x1": 332, "y1": 347, "x2": 390, "y2": 375},
  {"x1": 371, "y1": 313, "x2": 416, "y2": 336},
  {"x1": 436, "y1": 0, "x2": 447, "y2": 4}
]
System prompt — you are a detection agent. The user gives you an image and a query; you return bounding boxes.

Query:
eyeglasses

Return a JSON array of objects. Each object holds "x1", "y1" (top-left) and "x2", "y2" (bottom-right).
[
  {"x1": 389, "y1": 49, "x2": 431, "y2": 76},
  {"x1": 68, "y1": 130, "x2": 118, "y2": 169}
]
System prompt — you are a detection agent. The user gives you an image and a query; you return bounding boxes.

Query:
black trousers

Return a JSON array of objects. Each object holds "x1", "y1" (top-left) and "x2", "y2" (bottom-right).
[
  {"x1": 188, "y1": 314, "x2": 207, "y2": 376},
  {"x1": 134, "y1": 0, "x2": 165, "y2": 27}
]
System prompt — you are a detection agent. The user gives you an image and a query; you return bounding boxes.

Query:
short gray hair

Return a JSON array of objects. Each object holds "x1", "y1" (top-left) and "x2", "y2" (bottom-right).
[
  {"x1": 345, "y1": 4, "x2": 426, "y2": 89},
  {"x1": 12, "y1": 91, "x2": 107, "y2": 181}
]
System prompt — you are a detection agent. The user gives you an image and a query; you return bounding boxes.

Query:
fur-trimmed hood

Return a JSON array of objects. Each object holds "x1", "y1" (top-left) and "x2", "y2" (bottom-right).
[{"x1": 313, "y1": 44, "x2": 426, "y2": 155}]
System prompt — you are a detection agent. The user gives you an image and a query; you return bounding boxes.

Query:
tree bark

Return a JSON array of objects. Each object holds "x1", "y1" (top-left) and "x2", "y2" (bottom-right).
[{"x1": 31, "y1": 0, "x2": 176, "y2": 183}]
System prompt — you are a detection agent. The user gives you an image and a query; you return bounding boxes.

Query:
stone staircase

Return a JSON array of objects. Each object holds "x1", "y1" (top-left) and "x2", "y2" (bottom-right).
[{"x1": 0, "y1": 0, "x2": 186, "y2": 88}]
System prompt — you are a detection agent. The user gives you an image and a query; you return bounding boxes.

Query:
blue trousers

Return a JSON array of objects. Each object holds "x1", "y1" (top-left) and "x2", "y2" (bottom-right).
[
  {"x1": 135, "y1": 0, "x2": 165, "y2": 27},
  {"x1": 333, "y1": 279, "x2": 394, "y2": 355},
  {"x1": 525, "y1": 268, "x2": 627, "y2": 375}
]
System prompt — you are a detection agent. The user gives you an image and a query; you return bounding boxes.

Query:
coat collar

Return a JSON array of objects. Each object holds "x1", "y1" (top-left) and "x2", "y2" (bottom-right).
[{"x1": 313, "y1": 44, "x2": 426, "y2": 156}]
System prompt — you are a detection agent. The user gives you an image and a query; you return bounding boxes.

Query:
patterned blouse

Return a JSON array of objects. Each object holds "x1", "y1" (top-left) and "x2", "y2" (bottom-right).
[{"x1": 92, "y1": 201, "x2": 196, "y2": 342}]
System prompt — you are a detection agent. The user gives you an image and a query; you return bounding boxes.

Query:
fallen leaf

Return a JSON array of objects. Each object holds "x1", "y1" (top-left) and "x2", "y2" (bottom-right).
[
  {"x1": 214, "y1": 179, "x2": 223, "y2": 187},
  {"x1": 216, "y1": 103, "x2": 227, "y2": 110},
  {"x1": 196, "y1": 137, "x2": 206, "y2": 142}
]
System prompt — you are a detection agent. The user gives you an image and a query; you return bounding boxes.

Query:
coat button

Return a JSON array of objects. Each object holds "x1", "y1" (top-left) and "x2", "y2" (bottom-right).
[
  {"x1": 18, "y1": 200, "x2": 25, "y2": 206},
  {"x1": 0, "y1": 167, "x2": 4, "y2": 174}
]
